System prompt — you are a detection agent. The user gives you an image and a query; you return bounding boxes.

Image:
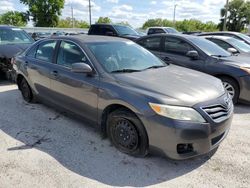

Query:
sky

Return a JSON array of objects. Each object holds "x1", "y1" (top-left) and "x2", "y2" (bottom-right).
[{"x1": 0, "y1": 0, "x2": 226, "y2": 28}]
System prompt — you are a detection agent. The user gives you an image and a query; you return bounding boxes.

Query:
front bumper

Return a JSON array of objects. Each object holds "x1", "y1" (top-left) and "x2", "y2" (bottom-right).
[
  {"x1": 239, "y1": 75, "x2": 250, "y2": 103},
  {"x1": 140, "y1": 94, "x2": 233, "y2": 160}
]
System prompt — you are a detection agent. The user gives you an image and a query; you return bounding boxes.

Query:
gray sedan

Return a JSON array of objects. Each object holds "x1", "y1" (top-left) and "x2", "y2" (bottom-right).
[{"x1": 13, "y1": 36, "x2": 233, "y2": 159}]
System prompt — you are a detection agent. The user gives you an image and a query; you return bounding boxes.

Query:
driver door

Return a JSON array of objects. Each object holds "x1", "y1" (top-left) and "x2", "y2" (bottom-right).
[{"x1": 160, "y1": 36, "x2": 205, "y2": 72}]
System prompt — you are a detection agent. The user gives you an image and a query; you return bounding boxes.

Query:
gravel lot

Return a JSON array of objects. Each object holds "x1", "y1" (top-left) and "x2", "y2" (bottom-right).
[{"x1": 0, "y1": 82, "x2": 249, "y2": 188}]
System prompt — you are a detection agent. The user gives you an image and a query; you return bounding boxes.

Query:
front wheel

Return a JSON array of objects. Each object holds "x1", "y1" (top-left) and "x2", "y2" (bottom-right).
[
  {"x1": 220, "y1": 77, "x2": 239, "y2": 104},
  {"x1": 106, "y1": 109, "x2": 148, "y2": 157},
  {"x1": 20, "y1": 79, "x2": 33, "y2": 102}
]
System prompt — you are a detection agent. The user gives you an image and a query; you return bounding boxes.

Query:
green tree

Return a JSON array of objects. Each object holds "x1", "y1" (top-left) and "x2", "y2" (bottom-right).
[
  {"x1": 57, "y1": 17, "x2": 89, "y2": 28},
  {"x1": 219, "y1": 0, "x2": 250, "y2": 31},
  {"x1": 20, "y1": 0, "x2": 64, "y2": 27},
  {"x1": 116, "y1": 21, "x2": 131, "y2": 27},
  {"x1": 96, "y1": 17, "x2": 112, "y2": 24},
  {"x1": 0, "y1": 11, "x2": 28, "y2": 26}
]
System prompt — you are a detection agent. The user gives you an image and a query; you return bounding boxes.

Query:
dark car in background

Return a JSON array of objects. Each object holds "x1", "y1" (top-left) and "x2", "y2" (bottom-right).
[
  {"x1": 202, "y1": 35, "x2": 250, "y2": 55},
  {"x1": 88, "y1": 24, "x2": 142, "y2": 41},
  {"x1": 146, "y1": 27, "x2": 179, "y2": 35},
  {"x1": 136, "y1": 34, "x2": 250, "y2": 104},
  {"x1": 198, "y1": 31, "x2": 250, "y2": 45},
  {"x1": 0, "y1": 25, "x2": 34, "y2": 80},
  {"x1": 13, "y1": 36, "x2": 232, "y2": 159}
]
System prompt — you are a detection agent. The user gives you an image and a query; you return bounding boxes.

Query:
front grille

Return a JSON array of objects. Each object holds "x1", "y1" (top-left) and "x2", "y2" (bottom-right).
[{"x1": 202, "y1": 103, "x2": 233, "y2": 123}]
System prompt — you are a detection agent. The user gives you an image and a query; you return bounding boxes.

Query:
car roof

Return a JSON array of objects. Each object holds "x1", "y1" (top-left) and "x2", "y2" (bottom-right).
[
  {"x1": 0, "y1": 25, "x2": 19, "y2": 29},
  {"x1": 137, "y1": 33, "x2": 200, "y2": 41},
  {"x1": 200, "y1": 31, "x2": 240, "y2": 35},
  {"x1": 202, "y1": 35, "x2": 232, "y2": 40},
  {"x1": 49, "y1": 35, "x2": 130, "y2": 43},
  {"x1": 148, "y1": 27, "x2": 173, "y2": 29}
]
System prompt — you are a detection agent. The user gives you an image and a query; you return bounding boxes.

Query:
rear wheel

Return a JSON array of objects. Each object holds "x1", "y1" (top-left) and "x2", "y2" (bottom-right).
[
  {"x1": 107, "y1": 109, "x2": 148, "y2": 157},
  {"x1": 20, "y1": 79, "x2": 33, "y2": 102},
  {"x1": 220, "y1": 77, "x2": 239, "y2": 104}
]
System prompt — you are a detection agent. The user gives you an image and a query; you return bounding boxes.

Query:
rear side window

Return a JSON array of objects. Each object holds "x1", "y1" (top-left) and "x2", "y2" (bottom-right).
[
  {"x1": 208, "y1": 38, "x2": 232, "y2": 50},
  {"x1": 89, "y1": 25, "x2": 116, "y2": 36},
  {"x1": 148, "y1": 29, "x2": 165, "y2": 35},
  {"x1": 36, "y1": 41, "x2": 57, "y2": 63},
  {"x1": 164, "y1": 37, "x2": 194, "y2": 55},
  {"x1": 89, "y1": 25, "x2": 102, "y2": 35},
  {"x1": 57, "y1": 41, "x2": 88, "y2": 68},
  {"x1": 138, "y1": 37, "x2": 162, "y2": 51}
]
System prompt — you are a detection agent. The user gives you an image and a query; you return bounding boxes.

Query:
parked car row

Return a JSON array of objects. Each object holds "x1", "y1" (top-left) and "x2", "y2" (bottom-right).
[{"x1": 2, "y1": 23, "x2": 250, "y2": 160}]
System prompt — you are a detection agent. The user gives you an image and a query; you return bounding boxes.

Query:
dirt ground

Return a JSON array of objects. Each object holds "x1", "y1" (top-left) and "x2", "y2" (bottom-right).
[{"x1": 0, "y1": 83, "x2": 249, "y2": 188}]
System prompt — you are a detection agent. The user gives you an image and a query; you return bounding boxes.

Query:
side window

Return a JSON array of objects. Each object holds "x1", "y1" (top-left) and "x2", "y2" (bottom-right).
[
  {"x1": 90, "y1": 25, "x2": 101, "y2": 35},
  {"x1": 164, "y1": 37, "x2": 194, "y2": 55},
  {"x1": 208, "y1": 39, "x2": 232, "y2": 50},
  {"x1": 36, "y1": 41, "x2": 57, "y2": 63},
  {"x1": 148, "y1": 29, "x2": 154, "y2": 35},
  {"x1": 26, "y1": 45, "x2": 37, "y2": 58},
  {"x1": 57, "y1": 41, "x2": 88, "y2": 68},
  {"x1": 155, "y1": 29, "x2": 165, "y2": 34},
  {"x1": 138, "y1": 37, "x2": 161, "y2": 51},
  {"x1": 102, "y1": 26, "x2": 116, "y2": 36}
]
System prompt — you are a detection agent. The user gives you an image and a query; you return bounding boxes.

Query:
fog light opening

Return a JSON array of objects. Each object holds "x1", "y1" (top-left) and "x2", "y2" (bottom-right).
[{"x1": 177, "y1": 143, "x2": 194, "y2": 154}]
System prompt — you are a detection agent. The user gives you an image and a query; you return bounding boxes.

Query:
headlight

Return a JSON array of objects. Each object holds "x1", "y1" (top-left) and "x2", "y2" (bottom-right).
[
  {"x1": 240, "y1": 67, "x2": 250, "y2": 74},
  {"x1": 149, "y1": 103, "x2": 206, "y2": 123}
]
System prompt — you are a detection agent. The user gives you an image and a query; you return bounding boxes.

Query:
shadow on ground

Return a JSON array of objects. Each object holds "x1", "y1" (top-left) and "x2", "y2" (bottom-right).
[
  {"x1": 0, "y1": 86, "x2": 215, "y2": 187},
  {"x1": 234, "y1": 103, "x2": 250, "y2": 114}
]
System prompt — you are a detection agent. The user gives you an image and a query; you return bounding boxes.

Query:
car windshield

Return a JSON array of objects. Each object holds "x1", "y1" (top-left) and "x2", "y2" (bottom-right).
[
  {"x1": 113, "y1": 25, "x2": 138, "y2": 36},
  {"x1": 227, "y1": 38, "x2": 250, "y2": 53},
  {"x1": 0, "y1": 28, "x2": 33, "y2": 45},
  {"x1": 87, "y1": 41, "x2": 166, "y2": 73},
  {"x1": 190, "y1": 37, "x2": 231, "y2": 57},
  {"x1": 164, "y1": 28, "x2": 179, "y2": 34}
]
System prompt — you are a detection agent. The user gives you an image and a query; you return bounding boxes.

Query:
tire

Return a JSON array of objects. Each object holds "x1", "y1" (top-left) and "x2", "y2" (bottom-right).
[
  {"x1": 20, "y1": 78, "x2": 33, "y2": 102},
  {"x1": 106, "y1": 108, "x2": 149, "y2": 157},
  {"x1": 220, "y1": 77, "x2": 239, "y2": 104}
]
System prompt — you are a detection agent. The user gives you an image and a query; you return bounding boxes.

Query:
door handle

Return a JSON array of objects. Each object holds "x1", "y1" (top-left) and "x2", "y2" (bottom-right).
[{"x1": 50, "y1": 70, "x2": 58, "y2": 77}]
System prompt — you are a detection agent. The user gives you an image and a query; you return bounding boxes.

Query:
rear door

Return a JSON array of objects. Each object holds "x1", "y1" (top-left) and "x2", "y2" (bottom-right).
[
  {"x1": 49, "y1": 40, "x2": 99, "y2": 122},
  {"x1": 160, "y1": 36, "x2": 206, "y2": 71},
  {"x1": 24, "y1": 40, "x2": 58, "y2": 98}
]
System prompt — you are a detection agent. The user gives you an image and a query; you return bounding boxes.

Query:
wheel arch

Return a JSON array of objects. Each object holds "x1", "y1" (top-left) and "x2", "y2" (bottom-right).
[
  {"x1": 100, "y1": 103, "x2": 149, "y2": 144},
  {"x1": 214, "y1": 74, "x2": 240, "y2": 90}
]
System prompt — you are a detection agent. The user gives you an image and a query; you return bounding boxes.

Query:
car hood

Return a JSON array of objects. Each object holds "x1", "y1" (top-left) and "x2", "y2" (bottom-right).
[
  {"x1": 113, "y1": 65, "x2": 225, "y2": 107},
  {"x1": 220, "y1": 54, "x2": 250, "y2": 67},
  {"x1": 0, "y1": 43, "x2": 32, "y2": 58}
]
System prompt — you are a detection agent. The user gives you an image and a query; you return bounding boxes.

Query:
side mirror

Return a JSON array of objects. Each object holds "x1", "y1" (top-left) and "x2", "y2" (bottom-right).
[
  {"x1": 227, "y1": 48, "x2": 238, "y2": 54},
  {"x1": 71, "y1": 63, "x2": 93, "y2": 74},
  {"x1": 186, "y1": 50, "x2": 199, "y2": 59}
]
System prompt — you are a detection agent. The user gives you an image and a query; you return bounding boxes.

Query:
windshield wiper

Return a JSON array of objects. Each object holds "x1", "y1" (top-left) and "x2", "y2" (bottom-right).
[
  {"x1": 211, "y1": 55, "x2": 229, "y2": 58},
  {"x1": 144, "y1": 65, "x2": 167, "y2": 70},
  {"x1": 111, "y1": 69, "x2": 141, "y2": 73}
]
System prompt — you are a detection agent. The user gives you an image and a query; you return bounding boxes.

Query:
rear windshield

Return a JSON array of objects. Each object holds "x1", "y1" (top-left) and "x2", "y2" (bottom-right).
[{"x1": 0, "y1": 28, "x2": 34, "y2": 45}]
